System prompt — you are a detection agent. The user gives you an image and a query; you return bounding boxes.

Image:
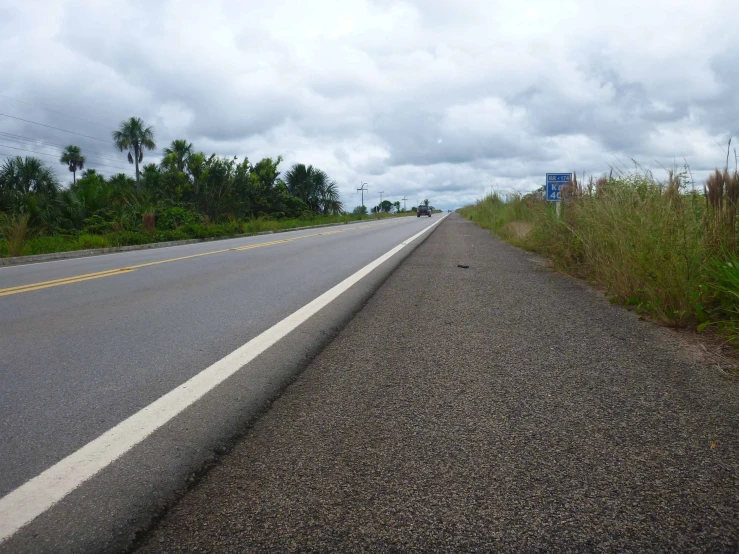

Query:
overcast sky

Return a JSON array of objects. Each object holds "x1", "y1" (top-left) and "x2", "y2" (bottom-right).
[{"x1": 2, "y1": 0, "x2": 738, "y2": 210}]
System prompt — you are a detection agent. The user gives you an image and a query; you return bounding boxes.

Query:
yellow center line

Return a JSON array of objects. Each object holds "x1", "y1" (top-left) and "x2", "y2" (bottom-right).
[
  {"x1": 0, "y1": 267, "x2": 134, "y2": 294},
  {"x1": 0, "y1": 270, "x2": 138, "y2": 297},
  {"x1": 0, "y1": 222, "x2": 386, "y2": 297},
  {"x1": 120, "y1": 248, "x2": 233, "y2": 270}
]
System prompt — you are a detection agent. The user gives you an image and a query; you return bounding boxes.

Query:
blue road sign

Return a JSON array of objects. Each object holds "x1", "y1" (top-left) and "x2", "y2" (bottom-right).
[{"x1": 546, "y1": 173, "x2": 572, "y2": 202}]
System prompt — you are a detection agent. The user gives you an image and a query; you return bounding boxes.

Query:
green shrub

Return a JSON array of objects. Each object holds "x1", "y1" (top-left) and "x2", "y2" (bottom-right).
[
  {"x1": 153, "y1": 229, "x2": 190, "y2": 242},
  {"x1": 0, "y1": 214, "x2": 30, "y2": 256},
  {"x1": 83, "y1": 214, "x2": 112, "y2": 235},
  {"x1": 76, "y1": 234, "x2": 110, "y2": 250},
  {"x1": 180, "y1": 223, "x2": 211, "y2": 239},
  {"x1": 22, "y1": 235, "x2": 74, "y2": 255},
  {"x1": 156, "y1": 206, "x2": 202, "y2": 231}
]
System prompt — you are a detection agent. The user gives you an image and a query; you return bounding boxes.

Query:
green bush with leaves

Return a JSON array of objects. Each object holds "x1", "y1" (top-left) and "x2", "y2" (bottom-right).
[
  {"x1": 83, "y1": 214, "x2": 113, "y2": 235},
  {"x1": 155, "y1": 205, "x2": 203, "y2": 231}
]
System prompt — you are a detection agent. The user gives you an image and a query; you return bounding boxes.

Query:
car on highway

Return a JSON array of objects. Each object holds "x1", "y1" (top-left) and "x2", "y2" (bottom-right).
[{"x1": 417, "y1": 205, "x2": 431, "y2": 217}]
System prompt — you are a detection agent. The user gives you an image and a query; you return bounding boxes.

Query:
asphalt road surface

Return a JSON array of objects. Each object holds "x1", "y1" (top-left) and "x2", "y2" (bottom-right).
[
  {"x1": 138, "y1": 214, "x2": 739, "y2": 552},
  {"x1": 0, "y1": 215, "x2": 442, "y2": 553}
]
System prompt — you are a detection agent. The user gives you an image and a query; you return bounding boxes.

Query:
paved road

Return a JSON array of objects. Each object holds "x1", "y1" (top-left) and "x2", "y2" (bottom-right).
[
  {"x1": 0, "y1": 215, "x2": 441, "y2": 552},
  {"x1": 138, "y1": 214, "x2": 739, "y2": 552}
]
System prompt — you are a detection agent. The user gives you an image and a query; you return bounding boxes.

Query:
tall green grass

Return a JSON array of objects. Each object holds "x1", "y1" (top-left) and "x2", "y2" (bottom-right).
[
  {"x1": 459, "y1": 170, "x2": 739, "y2": 343},
  {"x1": 0, "y1": 214, "x2": 30, "y2": 256}
]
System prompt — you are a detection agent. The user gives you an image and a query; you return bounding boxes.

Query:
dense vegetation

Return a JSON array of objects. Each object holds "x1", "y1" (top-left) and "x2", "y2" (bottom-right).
[
  {"x1": 459, "y1": 166, "x2": 739, "y2": 347},
  {"x1": 0, "y1": 116, "x2": 415, "y2": 258}
]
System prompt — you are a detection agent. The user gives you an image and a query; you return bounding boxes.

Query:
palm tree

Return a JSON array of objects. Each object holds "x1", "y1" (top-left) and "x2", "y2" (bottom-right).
[
  {"x1": 423, "y1": 198, "x2": 430, "y2": 207},
  {"x1": 162, "y1": 139, "x2": 193, "y2": 172},
  {"x1": 285, "y1": 164, "x2": 343, "y2": 214},
  {"x1": 0, "y1": 156, "x2": 59, "y2": 197},
  {"x1": 284, "y1": 164, "x2": 316, "y2": 208},
  {"x1": 59, "y1": 145, "x2": 85, "y2": 184},
  {"x1": 0, "y1": 156, "x2": 59, "y2": 214},
  {"x1": 112, "y1": 117, "x2": 156, "y2": 194},
  {"x1": 186, "y1": 152, "x2": 206, "y2": 195},
  {"x1": 321, "y1": 181, "x2": 343, "y2": 215}
]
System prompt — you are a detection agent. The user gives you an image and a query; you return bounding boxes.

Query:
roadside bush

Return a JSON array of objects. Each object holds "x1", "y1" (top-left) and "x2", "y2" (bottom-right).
[
  {"x1": 109, "y1": 231, "x2": 152, "y2": 247},
  {"x1": 76, "y1": 234, "x2": 110, "y2": 250},
  {"x1": 83, "y1": 214, "x2": 113, "y2": 235},
  {"x1": 0, "y1": 213, "x2": 30, "y2": 257},
  {"x1": 22, "y1": 235, "x2": 76, "y2": 255},
  {"x1": 180, "y1": 223, "x2": 211, "y2": 239},
  {"x1": 156, "y1": 206, "x2": 202, "y2": 231}
]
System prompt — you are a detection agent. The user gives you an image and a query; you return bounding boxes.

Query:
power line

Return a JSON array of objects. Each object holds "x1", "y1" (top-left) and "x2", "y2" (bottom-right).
[
  {"x1": 0, "y1": 113, "x2": 113, "y2": 144},
  {"x1": 0, "y1": 101, "x2": 173, "y2": 157},
  {"x1": 0, "y1": 93, "x2": 115, "y2": 130},
  {"x1": 0, "y1": 131, "x2": 121, "y2": 161},
  {"x1": 0, "y1": 144, "x2": 135, "y2": 173},
  {"x1": 0, "y1": 152, "x2": 130, "y2": 181},
  {"x1": 0, "y1": 131, "x2": 132, "y2": 164},
  {"x1": 0, "y1": 142, "x2": 132, "y2": 171}
]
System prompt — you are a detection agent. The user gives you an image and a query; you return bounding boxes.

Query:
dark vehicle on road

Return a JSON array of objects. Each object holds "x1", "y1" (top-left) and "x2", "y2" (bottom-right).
[{"x1": 417, "y1": 205, "x2": 431, "y2": 217}]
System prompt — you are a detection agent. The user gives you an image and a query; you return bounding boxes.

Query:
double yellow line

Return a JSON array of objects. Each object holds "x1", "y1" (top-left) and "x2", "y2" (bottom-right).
[
  {"x1": 0, "y1": 224, "x2": 381, "y2": 298},
  {"x1": 0, "y1": 267, "x2": 137, "y2": 297}
]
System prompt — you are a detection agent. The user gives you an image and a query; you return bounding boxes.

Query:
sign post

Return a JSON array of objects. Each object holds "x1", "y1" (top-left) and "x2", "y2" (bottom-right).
[{"x1": 546, "y1": 173, "x2": 572, "y2": 218}]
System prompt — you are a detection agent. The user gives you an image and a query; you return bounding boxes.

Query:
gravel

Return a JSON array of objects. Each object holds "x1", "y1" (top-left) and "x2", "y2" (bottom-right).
[{"x1": 136, "y1": 213, "x2": 739, "y2": 552}]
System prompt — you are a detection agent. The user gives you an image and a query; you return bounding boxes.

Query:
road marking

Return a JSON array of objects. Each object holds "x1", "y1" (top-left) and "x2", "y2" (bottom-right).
[
  {"x1": 0, "y1": 269, "x2": 137, "y2": 297},
  {"x1": 0, "y1": 214, "x2": 447, "y2": 542},
  {"x1": 0, "y1": 268, "x2": 134, "y2": 295},
  {"x1": 0, "y1": 224, "x2": 386, "y2": 297},
  {"x1": 0, "y1": 217, "x2": 400, "y2": 271}
]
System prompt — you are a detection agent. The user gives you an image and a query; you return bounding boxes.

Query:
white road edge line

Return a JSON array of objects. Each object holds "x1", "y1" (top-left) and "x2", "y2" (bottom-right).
[{"x1": 0, "y1": 214, "x2": 448, "y2": 542}]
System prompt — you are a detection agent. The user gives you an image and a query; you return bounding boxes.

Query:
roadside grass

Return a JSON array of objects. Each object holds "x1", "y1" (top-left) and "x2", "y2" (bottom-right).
[
  {"x1": 0, "y1": 211, "x2": 416, "y2": 258},
  {"x1": 459, "y1": 169, "x2": 739, "y2": 344},
  {"x1": 0, "y1": 214, "x2": 30, "y2": 257}
]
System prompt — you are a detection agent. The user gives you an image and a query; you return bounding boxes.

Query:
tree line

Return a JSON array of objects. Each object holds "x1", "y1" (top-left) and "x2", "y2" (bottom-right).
[{"x1": 0, "y1": 116, "x2": 345, "y2": 237}]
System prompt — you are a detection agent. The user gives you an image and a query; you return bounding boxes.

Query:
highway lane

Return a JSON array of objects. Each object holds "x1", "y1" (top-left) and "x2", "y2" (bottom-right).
[
  {"x1": 136, "y1": 213, "x2": 739, "y2": 552},
  {"x1": 0, "y1": 215, "x2": 437, "y2": 502}
]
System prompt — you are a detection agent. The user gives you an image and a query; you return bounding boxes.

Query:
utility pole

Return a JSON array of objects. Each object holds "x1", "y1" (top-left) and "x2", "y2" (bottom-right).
[
  {"x1": 401, "y1": 195, "x2": 408, "y2": 211},
  {"x1": 378, "y1": 191, "x2": 384, "y2": 215},
  {"x1": 357, "y1": 182, "x2": 368, "y2": 213}
]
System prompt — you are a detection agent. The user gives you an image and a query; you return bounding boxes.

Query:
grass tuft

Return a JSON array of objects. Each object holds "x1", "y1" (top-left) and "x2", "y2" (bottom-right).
[{"x1": 0, "y1": 214, "x2": 30, "y2": 257}]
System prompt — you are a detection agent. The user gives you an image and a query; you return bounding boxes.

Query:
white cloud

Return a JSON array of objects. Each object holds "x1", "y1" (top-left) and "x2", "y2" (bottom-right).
[{"x1": 2, "y1": 0, "x2": 739, "y2": 207}]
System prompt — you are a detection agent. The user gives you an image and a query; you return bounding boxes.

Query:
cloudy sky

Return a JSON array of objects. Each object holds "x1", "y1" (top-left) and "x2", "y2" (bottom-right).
[{"x1": 2, "y1": 0, "x2": 738, "y2": 210}]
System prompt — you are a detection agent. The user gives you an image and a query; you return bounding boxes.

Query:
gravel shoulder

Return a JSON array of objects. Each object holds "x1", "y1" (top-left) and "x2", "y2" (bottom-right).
[{"x1": 137, "y1": 213, "x2": 739, "y2": 552}]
